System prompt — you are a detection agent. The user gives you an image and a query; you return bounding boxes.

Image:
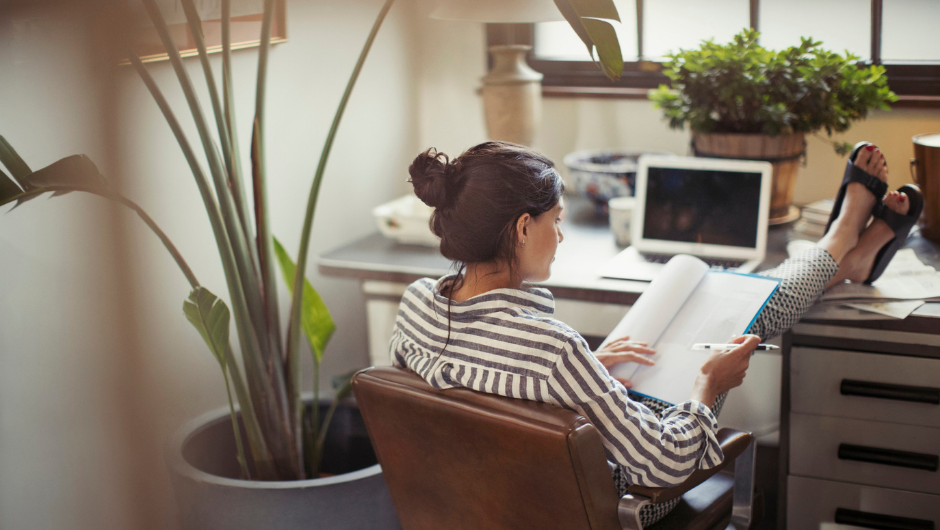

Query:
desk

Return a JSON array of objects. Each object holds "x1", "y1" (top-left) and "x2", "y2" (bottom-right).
[{"x1": 319, "y1": 196, "x2": 940, "y2": 529}]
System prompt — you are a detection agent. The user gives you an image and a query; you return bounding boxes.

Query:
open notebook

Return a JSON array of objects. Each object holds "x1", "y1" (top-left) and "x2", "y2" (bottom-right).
[{"x1": 601, "y1": 255, "x2": 780, "y2": 406}]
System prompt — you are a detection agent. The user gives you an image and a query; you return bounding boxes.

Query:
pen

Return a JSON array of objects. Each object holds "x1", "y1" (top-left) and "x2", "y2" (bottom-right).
[{"x1": 691, "y1": 343, "x2": 779, "y2": 351}]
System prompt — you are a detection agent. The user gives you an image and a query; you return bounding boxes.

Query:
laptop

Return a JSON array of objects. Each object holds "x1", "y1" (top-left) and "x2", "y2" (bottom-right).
[{"x1": 600, "y1": 155, "x2": 773, "y2": 282}]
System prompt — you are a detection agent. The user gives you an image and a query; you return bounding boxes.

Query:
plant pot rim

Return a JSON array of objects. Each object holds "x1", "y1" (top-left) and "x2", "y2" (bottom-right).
[
  {"x1": 166, "y1": 403, "x2": 383, "y2": 490},
  {"x1": 691, "y1": 131, "x2": 805, "y2": 138}
]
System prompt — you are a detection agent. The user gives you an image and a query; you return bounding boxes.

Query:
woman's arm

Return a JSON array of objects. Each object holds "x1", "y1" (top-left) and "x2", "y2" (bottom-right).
[{"x1": 547, "y1": 334, "x2": 724, "y2": 488}]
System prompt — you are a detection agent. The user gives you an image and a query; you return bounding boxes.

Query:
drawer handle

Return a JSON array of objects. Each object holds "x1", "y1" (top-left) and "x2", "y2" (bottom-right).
[
  {"x1": 835, "y1": 507, "x2": 935, "y2": 530},
  {"x1": 841, "y1": 379, "x2": 940, "y2": 405},
  {"x1": 838, "y1": 444, "x2": 939, "y2": 472}
]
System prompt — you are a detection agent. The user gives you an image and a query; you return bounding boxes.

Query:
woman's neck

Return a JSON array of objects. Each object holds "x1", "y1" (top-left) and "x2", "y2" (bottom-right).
[{"x1": 448, "y1": 262, "x2": 520, "y2": 302}]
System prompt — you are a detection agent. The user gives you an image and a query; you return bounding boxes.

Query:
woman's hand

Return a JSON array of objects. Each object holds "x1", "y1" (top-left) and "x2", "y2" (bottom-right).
[
  {"x1": 691, "y1": 334, "x2": 759, "y2": 407},
  {"x1": 595, "y1": 335, "x2": 656, "y2": 388}
]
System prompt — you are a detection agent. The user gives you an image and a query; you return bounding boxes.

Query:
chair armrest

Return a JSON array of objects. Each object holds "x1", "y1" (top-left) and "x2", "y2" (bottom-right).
[{"x1": 625, "y1": 428, "x2": 752, "y2": 504}]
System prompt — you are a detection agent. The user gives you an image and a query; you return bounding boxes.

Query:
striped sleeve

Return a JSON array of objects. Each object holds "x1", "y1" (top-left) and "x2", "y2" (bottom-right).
[{"x1": 547, "y1": 333, "x2": 724, "y2": 487}]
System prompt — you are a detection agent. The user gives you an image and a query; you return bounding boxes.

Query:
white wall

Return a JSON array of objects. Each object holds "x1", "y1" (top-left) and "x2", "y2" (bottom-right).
[{"x1": 0, "y1": 0, "x2": 418, "y2": 528}]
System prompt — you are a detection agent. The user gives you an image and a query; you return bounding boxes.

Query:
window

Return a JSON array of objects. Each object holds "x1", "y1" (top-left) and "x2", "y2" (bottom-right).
[{"x1": 487, "y1": 0, "x2": 940, "y2": 106}]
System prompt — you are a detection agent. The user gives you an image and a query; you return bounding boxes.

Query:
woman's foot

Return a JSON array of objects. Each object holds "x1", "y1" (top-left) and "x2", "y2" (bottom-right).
[
  {"x1": 817, "y1": 145, "x2": 889, "y2": 263},
  {"x1": 828, "y1": 190, "x2": 911, "y2": 287}
]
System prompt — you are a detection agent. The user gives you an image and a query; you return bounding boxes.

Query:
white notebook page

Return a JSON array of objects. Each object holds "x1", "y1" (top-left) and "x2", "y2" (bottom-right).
[{"x1": 605, "y1": 257, "x2": 780, "y2": 405}]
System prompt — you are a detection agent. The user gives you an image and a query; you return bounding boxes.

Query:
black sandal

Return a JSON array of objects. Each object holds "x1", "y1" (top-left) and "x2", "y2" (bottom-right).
[
  {"x1": 864, "y1": 184, "x2": 924, "y2": 284},
  {"x1": 824, "y1": 141, "x2": 889, "y2": 235}
]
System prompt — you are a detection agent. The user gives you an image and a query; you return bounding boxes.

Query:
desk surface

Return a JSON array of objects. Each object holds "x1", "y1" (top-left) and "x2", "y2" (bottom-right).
[{"x1": 319, "y1": 196, "x2": 940, "y2": 327}]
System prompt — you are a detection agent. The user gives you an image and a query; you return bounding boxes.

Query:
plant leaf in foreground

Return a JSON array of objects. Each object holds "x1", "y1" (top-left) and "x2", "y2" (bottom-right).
[{"x1": 273, "y1": 237, "x2": 335, "y2": 363}]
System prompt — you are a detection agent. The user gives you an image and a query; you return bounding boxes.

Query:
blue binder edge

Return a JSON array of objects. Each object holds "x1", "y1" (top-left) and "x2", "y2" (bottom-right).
[
  {"x1": 711, "y1": 270, "x2": 782, "y2": 334},
  {"x1": 638, "y1": 271, "x2": 782, "y2": 407}
]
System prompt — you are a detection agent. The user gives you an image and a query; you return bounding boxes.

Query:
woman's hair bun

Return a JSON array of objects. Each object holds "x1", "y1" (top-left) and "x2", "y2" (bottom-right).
[{"x1": 409, "y1": 147, "x2": 455, "y2": 209}]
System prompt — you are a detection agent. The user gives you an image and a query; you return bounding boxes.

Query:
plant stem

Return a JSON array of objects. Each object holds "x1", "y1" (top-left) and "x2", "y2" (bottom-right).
[
  {"x1": 223, "y1": 365, "x2": 251, "y2": 479},
  {"x1": 311, "y1": 357, "x2": 320, "y2": 474},
  {"x1": 128, "y1": 50, "x2": 285, "y2": 477},
  {"x1": 221, "y1": 0, "x2": 251, "y2": 240},
  {"x1": 253, "y1": 0, "x2": 287, "y2": 419},
  {"x1": 180, "y1": 0, "x2": 255, "y2": 249},
  {"x1": 115, "y1": 194, "x2": 199, "y2": 288},
  {"x1": 286, "y1": 0, "x2": 396, "y2": 426},
  {"x1": 139, "y1": 0, "x2": 296, "y2": 477}
]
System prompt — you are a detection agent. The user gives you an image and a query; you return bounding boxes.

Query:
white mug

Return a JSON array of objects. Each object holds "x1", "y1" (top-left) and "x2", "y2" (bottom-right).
[{"x1": 608, "y1": 197, "x2": 636, "y2": 247}]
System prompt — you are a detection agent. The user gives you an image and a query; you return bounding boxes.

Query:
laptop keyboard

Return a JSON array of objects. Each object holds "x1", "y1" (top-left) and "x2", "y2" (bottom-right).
[{"x1": 642, "y1": 253, "x2": 746, "y2": 270}]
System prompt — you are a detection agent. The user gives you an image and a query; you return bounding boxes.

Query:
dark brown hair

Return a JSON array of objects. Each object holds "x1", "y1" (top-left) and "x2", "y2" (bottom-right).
[
  {"x1": 408, "y1": 141, "x2": 564, "y2": 360},
  {"x1": 409, "y1": 141, "x2": 564, "y2": 289}
]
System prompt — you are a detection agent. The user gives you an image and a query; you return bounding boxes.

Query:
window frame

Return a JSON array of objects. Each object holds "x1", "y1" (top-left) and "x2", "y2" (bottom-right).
[{"x1": 487, "y1": 0, "x2": 940, "y2": 107}]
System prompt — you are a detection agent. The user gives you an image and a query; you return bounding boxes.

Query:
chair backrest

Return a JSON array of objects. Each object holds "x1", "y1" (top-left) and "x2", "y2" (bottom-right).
[{"x1": 352, "y1": 366, "x2": 622, "y2": 530}]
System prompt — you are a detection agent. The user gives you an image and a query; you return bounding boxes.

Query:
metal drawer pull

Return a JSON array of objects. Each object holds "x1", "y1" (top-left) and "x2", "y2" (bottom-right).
[
  {"x1": 838, "y1": 444, "x2": 939, "y2": 472},
  {"x1": 835, "y1": 507, "x2": 935, "y2": 530},
  {"x1": 841, "y1": 379, "x2": 940, "y2": 405}
]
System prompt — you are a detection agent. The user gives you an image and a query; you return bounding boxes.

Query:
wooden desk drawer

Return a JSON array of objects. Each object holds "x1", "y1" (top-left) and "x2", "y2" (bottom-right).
[
  {"x1": 787, "y1": 475, "x2": 940, "y2": 530},
  {"x1": 791, "y1": 347, "x2": 940, "y2": 428},
  {"x1": 790, "y1": 413, "x2": 940, "y2": 495}
]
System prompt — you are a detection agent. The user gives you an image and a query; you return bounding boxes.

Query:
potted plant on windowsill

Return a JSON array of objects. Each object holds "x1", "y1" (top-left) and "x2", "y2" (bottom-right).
[
  {"x1": 650, "y1": 29, "x2": 897, "y2": 224},
  {"x1": 0, "y1": 1, "x2": 625, "y2": 528}
]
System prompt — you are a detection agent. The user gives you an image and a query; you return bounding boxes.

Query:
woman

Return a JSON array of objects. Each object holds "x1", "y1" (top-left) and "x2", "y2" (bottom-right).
[{"x1": 389, "y1": 141, "x2": 910, "y2": 527}]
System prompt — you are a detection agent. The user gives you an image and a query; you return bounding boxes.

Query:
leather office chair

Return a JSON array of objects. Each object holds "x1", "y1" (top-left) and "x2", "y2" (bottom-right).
[{"x1": 352, "y1": 366, "x2": 757, "y2": 530}]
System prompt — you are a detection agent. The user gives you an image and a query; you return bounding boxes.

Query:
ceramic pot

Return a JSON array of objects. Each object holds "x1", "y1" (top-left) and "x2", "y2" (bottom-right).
[
  {"x1": 482, "y1": 45, "x2": 542, "y2": 146},
  {"x1": 166, "y1": 400, "x2": 400, "y2": 530},
  {"x1": 911, "y1": 133, "x2": 940, "y2": 243},
  {"x1": 692, "y1": 131, "x2": 805, "y2": 224},
  {"x1": 563, "y1": 148, "x2": 674, "y2": 213}
]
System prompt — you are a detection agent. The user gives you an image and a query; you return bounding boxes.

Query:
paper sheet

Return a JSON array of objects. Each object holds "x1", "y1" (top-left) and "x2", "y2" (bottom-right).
[
  {"x1": 823, "y1": 249, "x2": 940, "y2": 301},
  {"x1": 601, "y1": 255, "x2": 708, "y2": 352},
  {"x1": 622, "y1": 271, "x2": 780, "y2": 405},
  {"x1": 843, "y1": 300, "x2": 925, "y2": 319},
  {"x1": 604, "y1": 255, "x2": 780, "y2": 405}
]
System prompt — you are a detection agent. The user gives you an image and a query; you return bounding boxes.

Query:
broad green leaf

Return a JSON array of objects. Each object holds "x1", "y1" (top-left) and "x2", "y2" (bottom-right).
[
  {"x1": 25, "y1": 155, "x2": 107, "y2": 192},
  {"x1": 273, "y1": 237, "x2": 335, "y2": 363},
  {"x1": 581, "y1": 18, "x2": 623, "y2": 79},
  {"x1": 0, "y1": 168, "x2": 22, "y2": 204},
  {"x1": 552, "y1": 0, "x2": 623, "y2": 80},
  {"x1": 183, "y1": 286, "x2": 231, "y2": 367},
  {"x1": 0, "y1": 135, "x2": 32, "y2": 181}
]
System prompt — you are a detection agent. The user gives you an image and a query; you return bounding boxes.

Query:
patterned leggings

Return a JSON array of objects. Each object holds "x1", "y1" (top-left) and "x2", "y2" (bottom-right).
[{"x1": 612, "y1": 248, "x2": 839, "y2": 528}]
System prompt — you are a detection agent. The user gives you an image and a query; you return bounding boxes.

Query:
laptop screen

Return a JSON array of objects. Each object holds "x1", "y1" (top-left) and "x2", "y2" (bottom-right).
[{"x1": 643, "y1": 166, "x2": 762, "y2": 248}]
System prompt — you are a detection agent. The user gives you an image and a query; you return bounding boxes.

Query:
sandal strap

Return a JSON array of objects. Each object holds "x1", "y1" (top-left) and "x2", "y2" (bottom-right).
[
  {"x1": 872, "y1": 200, "x2": 912, "y2": 231},
  {"x1": 844, "y1": 161, "x2": 888, "y2": 199}
]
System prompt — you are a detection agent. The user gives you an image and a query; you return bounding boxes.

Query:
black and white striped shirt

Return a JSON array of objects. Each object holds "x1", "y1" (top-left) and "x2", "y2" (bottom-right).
[{"x1": 390, "y1": 275, "x2": 723, "y2": 488}]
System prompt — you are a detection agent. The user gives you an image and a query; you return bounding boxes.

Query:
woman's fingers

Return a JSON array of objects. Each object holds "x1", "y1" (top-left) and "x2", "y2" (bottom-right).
[
  {"x1": 605, "y1": 343, "x2": 656, "y2": 354},
  {"x1": 609, "y1": 335, "x2": 649, "y2": 346},
  {"x1": 599, "y1": 352, "x2": 656, "y2": 366}
]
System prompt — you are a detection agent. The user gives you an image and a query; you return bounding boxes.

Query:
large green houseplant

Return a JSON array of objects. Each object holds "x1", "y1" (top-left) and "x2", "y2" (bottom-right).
[
  {"x1": 650, "y1": 29, "x2": 897, "y2": 222},
  {"x1": 1, "y1": 1, "x2": 626, "y2": 524}
]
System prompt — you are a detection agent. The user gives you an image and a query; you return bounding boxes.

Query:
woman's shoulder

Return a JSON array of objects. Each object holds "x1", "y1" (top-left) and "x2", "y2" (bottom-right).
[{"x1": 511, "y1": 311, "x2": 589, "y2": 351}]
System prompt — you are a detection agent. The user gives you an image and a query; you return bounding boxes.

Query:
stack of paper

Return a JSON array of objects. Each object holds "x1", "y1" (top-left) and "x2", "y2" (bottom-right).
[
  {"x1": 794, "y1": 199, "x2": 833, "y2": 239},
  {"x1": 812, "y1": 249, "x2": 940, "y2": 319}
]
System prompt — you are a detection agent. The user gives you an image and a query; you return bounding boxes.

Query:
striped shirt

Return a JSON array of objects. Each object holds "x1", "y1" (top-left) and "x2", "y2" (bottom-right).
[{"x1": 389, "y1": 275, "x2": 723, "y2": 488}]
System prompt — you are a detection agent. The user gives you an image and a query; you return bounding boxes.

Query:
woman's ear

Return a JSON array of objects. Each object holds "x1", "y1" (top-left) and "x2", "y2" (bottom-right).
[{"x1": 516, "y1": 213, "x2": 530, "y2": 244}]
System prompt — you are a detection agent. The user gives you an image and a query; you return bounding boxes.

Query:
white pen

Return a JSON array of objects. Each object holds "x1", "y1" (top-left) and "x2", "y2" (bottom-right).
[{"x1": 691, "y1": 343, "x2": 779, "y2": 351}]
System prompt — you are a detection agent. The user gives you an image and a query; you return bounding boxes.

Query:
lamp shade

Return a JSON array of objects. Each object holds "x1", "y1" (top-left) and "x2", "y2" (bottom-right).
[{"x1": 430, "y1": 0, "x2": 566, "y2": 23}]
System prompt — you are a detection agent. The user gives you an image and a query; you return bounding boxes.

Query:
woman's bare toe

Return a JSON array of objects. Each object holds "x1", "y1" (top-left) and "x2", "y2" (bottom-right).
[
  {"x1": 883, "y1": 190, "x2": 911, "y2": 216},
  {"x1": 858, "y1": 146, "x2": 888, "y2": 181}
]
